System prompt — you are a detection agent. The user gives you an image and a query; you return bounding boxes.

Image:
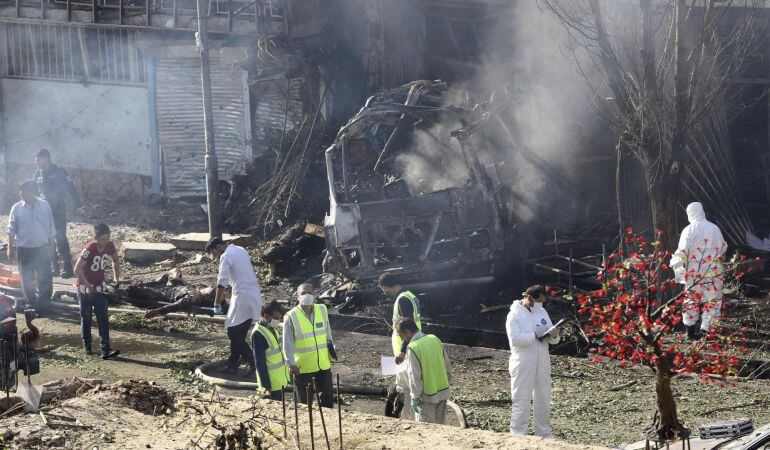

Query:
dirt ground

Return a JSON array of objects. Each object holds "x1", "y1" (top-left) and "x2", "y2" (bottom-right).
[
  {"x1": 1, "y1": 202, "x2": 770, "y2": 448},
  {"x1": 0, "y1": 379, "x2": 608, "y2": 450}
]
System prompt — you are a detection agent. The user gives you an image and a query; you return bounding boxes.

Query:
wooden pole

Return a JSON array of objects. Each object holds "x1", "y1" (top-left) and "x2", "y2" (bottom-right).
[{"x1": 195, "y1": 0, "x2": 222, "y2": 239}]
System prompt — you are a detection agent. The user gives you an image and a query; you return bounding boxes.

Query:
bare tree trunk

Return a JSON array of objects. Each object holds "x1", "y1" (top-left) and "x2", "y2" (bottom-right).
[
  {"x1": 647, "y1": 357, "x2": 689, "y2": 443},
  {"x1": 664, "y1": 0, "x2": 690, "y2": 248}
]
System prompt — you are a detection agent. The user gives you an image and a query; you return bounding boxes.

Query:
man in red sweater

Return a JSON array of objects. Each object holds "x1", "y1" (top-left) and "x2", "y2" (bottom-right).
[{"x1": 75, "y1": 223, "x2": 120, "y2": 359}]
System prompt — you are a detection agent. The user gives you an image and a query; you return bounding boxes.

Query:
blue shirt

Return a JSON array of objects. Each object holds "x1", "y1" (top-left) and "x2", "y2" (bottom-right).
[{"x1": 8, "y1": 198, "x2": 56, "y2": 248}]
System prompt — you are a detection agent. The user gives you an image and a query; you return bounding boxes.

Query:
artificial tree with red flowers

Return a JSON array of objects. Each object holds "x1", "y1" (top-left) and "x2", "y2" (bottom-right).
[{"x1": 577, "y1": 228, "x2": 753, "y2": 443}]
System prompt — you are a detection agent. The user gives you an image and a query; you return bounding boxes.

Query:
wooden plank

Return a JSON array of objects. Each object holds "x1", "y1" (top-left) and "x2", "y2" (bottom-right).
[
  {"x1": 169, "y1": 232, "x2": 251, "y2": 251},
  {"x1": 121, "y1": 242, "x2": 176, "y2": 263}
]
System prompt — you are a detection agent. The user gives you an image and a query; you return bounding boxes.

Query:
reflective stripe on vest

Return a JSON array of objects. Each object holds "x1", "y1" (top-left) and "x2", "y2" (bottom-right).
[
  {"x1": 256, "y1": 324, "x2": 289, "y2": 392},
  {"x1": 407, "y1": 334, "x2": 450, "y2": 397},
  {"x1": 288, "y1": 304, "x2": 331, "y2": 374},
  {"x1": 391, "y1": 291, "x2": 422, "y2": 355}
]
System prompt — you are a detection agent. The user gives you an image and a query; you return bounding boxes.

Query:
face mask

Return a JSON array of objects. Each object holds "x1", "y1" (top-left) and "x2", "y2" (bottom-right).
[
  {"x1": 270, "y1": 319, "x2": 282, "y2": 328},
  {"x1": 299, "y1": 293, "x2": 315, "y2": 306}
]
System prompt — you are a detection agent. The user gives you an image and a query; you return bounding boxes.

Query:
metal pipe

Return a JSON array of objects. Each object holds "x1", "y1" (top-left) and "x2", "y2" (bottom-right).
[
  {"x1": 336, "y1": 374, "x2": 342, "y2": 450},
  {"x1": 2, "y1": 337, "x2": 8, "y2": 400},
  {"x1": 567, "y1": 247, "x2": 572, "y2": 295},
  {"x1": 313, "y1": 378, "x2": 331, "y2": 450},
  {"x1": 281, "y1": 386, "x2": 287, "y2": 441},
  {"x1": 307, "y1": 384, "x2": 315, "y2": 450},
  {"x1": 292, "y1": 375, "x2": 300, "y2": 449}
]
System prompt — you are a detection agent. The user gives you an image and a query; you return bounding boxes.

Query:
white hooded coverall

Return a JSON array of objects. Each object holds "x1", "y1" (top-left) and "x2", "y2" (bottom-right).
[
  {"x1": 669, "y1": 202, "x2": 726, "y2": 331},
  {"x1": 506, "y1": 300, "x2": 559, "y2": 437}
]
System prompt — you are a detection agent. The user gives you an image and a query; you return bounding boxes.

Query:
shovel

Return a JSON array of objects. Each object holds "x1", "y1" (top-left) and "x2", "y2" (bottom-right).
[
  {"x1": 17, "y1": 380, "x2": 41, "y2": 412},
  {"x1": 17, "y1": 342, "x2": 41, "y2": 412}
]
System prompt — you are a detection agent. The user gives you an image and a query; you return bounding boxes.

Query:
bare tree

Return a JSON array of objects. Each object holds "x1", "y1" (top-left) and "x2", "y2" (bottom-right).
[{"x1": 542, "y1": 0, "x2": 765, "y2": 247}]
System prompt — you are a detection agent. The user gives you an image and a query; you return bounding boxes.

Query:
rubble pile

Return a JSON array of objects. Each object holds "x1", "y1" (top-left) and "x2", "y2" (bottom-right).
[{"x1": 85, "y1": 379, "x2": 175, "y2": 415}]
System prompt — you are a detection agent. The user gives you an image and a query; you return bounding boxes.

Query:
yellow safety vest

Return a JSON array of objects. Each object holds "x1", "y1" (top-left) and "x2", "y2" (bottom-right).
[
  {"x1": 287, "y1": 304, "x2": 331, "y2": 374},
  {"x1": 408, "y1": 334, "x2": 450, "y2": 396},
  {"x1": 391, "y1": 290, "x2": 422, "y2": 355},
  {"x1": 255, "y1": 324, "x2": 289, "y2": 392}
]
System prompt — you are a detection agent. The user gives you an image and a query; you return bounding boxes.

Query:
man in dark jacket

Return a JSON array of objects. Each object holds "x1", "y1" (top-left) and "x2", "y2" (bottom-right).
[
  {"x1": 32, "y1": 149, "x2": 81, "y2": 278},
  {"x1": 251, "y1": 300, "x2": 289, "y2": 398}
]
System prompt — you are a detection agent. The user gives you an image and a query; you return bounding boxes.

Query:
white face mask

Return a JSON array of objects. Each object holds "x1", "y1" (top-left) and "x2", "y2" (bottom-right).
[
  {"x1": 270, "y1": 319, "x2": 282, "y2": 328},
  {"x1": 299, "y1": 293, "x2": 315, "y2": 306}
]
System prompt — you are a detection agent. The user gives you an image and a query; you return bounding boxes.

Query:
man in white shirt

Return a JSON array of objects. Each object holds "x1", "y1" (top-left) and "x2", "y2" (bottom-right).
[
  {"x1": 669, "y1": 202, "x2": 727, "y2": 340},
  {"x1": 7, "y1": 181, "x2": 56, "y2": 311},
  {"x1": 206, "y1": 237, "x2": 263, "y2": 376}
]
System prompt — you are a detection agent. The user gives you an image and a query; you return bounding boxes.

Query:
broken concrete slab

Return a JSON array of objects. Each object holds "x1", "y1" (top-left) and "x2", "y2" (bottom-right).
[
  {"x1": 169, "y1": 233, "x2": 252, "y2": 251},
  {"x1": 122, "y1": 242, "x2": 176, "y2": 264}
]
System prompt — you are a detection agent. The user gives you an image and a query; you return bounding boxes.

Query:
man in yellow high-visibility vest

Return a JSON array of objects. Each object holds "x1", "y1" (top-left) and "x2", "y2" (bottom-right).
[
  {"x1": 379, "y1": 272, "x2": 422, "y2": 419},
  {"x1": 396, "y1": 318, "x2": 452, "y2": 424},
  {"x1": 282, "y1": 283, "x2": 336, "y2": 407},
  {"x1": 251, "y1": 300, "x2": 289, "y2": 400}
]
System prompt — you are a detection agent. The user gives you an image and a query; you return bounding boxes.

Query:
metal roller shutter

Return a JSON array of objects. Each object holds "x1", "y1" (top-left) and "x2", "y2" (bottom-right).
[{"x1": 155, "y1": 57, "x2": 251, "y2": 197}]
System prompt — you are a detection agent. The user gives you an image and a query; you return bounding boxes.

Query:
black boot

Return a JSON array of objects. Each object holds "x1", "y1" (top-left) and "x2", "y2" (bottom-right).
[{"x1": 101, "y1": 349, "x2": 120, "y2": 360}]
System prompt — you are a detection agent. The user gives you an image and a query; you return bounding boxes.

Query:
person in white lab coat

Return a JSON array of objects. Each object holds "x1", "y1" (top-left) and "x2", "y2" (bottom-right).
[
  {"x1": 669, "y1": 202, "x2": 727, "y2": 340},
  {"x1": 207, "y1": 237, "x2": 264, "y2": 376},
  {"x1": 506, "y1": 284, "x2": 559, "y2": 437}
]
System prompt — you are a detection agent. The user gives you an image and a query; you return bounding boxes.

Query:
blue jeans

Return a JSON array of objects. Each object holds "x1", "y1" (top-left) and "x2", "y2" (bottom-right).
[{"x1": 78, "y1": 292, "x2": 111, "y2": 353}]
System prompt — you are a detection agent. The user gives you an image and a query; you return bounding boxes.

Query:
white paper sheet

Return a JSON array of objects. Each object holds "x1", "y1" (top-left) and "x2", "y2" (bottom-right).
[{"x1": 381, "y1": 355, "x2": 407, "y2": 376}]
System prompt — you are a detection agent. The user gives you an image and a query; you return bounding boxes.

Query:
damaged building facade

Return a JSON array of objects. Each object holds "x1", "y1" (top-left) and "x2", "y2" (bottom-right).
[
  {"x1": 0, "y1": 0, "x2": 768, "y2": 282},
  {"x1": 0, "y1": 0, "x2": 278, "y2": 201}
]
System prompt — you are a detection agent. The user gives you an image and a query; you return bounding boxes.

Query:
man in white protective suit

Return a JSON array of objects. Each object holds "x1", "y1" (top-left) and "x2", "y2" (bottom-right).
[
  {"x1": 669, "y1": 202, "x2": 727, "y2": 340},
  {"x1": 506, "y1": 284, "x2": 560, "y2": 437}
]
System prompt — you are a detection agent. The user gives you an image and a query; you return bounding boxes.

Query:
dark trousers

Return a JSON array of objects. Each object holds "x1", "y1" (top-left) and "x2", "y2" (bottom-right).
[
  {"x1": 295, "y1": 368, "x2": 334, "y2": 407},
  {"x1": 269, "y1": 390, "x2": 283, "y2": 401},
  {"x1": 78, "y1": 292, "x2": 111, "y2": 353},
  {"x1": 18, "y1": 246, "x2": 53, "y2": 307},
  {"x1": 50, "y1": 205, "x2": 73, "y2": 273},
  {"x1": 226, "y1": 319, "x2": 254, "y2": 370}
]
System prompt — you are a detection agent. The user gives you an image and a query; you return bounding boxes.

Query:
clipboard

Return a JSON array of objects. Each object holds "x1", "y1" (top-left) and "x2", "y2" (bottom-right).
[{"x1": 537, "y1": 319, "x2": 565, "y2": 341}]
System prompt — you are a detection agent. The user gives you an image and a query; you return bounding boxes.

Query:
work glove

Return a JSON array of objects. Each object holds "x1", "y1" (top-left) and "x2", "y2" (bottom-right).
[
  {"x1": 411, "y1": 399, "x2": 421, "y2": 415},
  {"x1": 213, "y1": 305, "x2": 224, "y2": 315}
]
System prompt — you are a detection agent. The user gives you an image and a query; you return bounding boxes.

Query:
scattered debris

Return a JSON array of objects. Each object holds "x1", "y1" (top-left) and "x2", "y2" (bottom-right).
[
  {"x1": 84, "y1": 380, "x2": 175, "y2": 415},
  {"x1": 261, "y1": 223, "x2": 325, "y2": 280}
]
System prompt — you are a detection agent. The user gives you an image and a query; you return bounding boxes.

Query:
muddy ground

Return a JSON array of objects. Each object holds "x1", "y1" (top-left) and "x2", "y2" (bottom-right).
[{"x1": 1, "y1": 201, "x2": 770, "y2": 447}]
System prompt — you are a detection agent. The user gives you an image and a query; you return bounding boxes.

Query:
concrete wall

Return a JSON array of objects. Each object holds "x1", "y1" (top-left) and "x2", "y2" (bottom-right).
[{"x1": 1, "y1": 78, "x2": 151, "y2": 176}]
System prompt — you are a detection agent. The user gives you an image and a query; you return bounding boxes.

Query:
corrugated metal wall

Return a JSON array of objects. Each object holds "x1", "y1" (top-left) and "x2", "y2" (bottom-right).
[
  {"x1": 155, "y1": 57, "x2": 251, "y2": 197},
  {"x1": 251, "y1": 77, "x2": 304, "y2": 154},
  {"x1": 381, "y1": 1, "x2": 426, "y2": 88}
]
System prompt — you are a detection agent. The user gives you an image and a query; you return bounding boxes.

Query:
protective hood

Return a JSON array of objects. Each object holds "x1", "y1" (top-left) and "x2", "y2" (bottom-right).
[{"x1": 686, "y1": 202, "x2": 706, "y2": 224}]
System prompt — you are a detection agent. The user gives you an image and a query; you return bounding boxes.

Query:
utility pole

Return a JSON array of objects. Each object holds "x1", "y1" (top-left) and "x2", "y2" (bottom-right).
[{"x1": 196, "y1": 0, "x2": 222, "y2": 239}]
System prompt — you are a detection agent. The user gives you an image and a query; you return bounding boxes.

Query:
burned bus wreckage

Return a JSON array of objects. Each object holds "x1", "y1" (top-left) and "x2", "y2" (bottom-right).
[{"x1": 322, "y1": 81, "x2": 518, "y2": 285}]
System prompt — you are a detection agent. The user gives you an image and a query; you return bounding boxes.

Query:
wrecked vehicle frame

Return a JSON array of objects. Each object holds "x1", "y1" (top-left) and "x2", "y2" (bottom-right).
[{"x1": 322, "y1": 81, "x2": 510, "y2": 285}]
